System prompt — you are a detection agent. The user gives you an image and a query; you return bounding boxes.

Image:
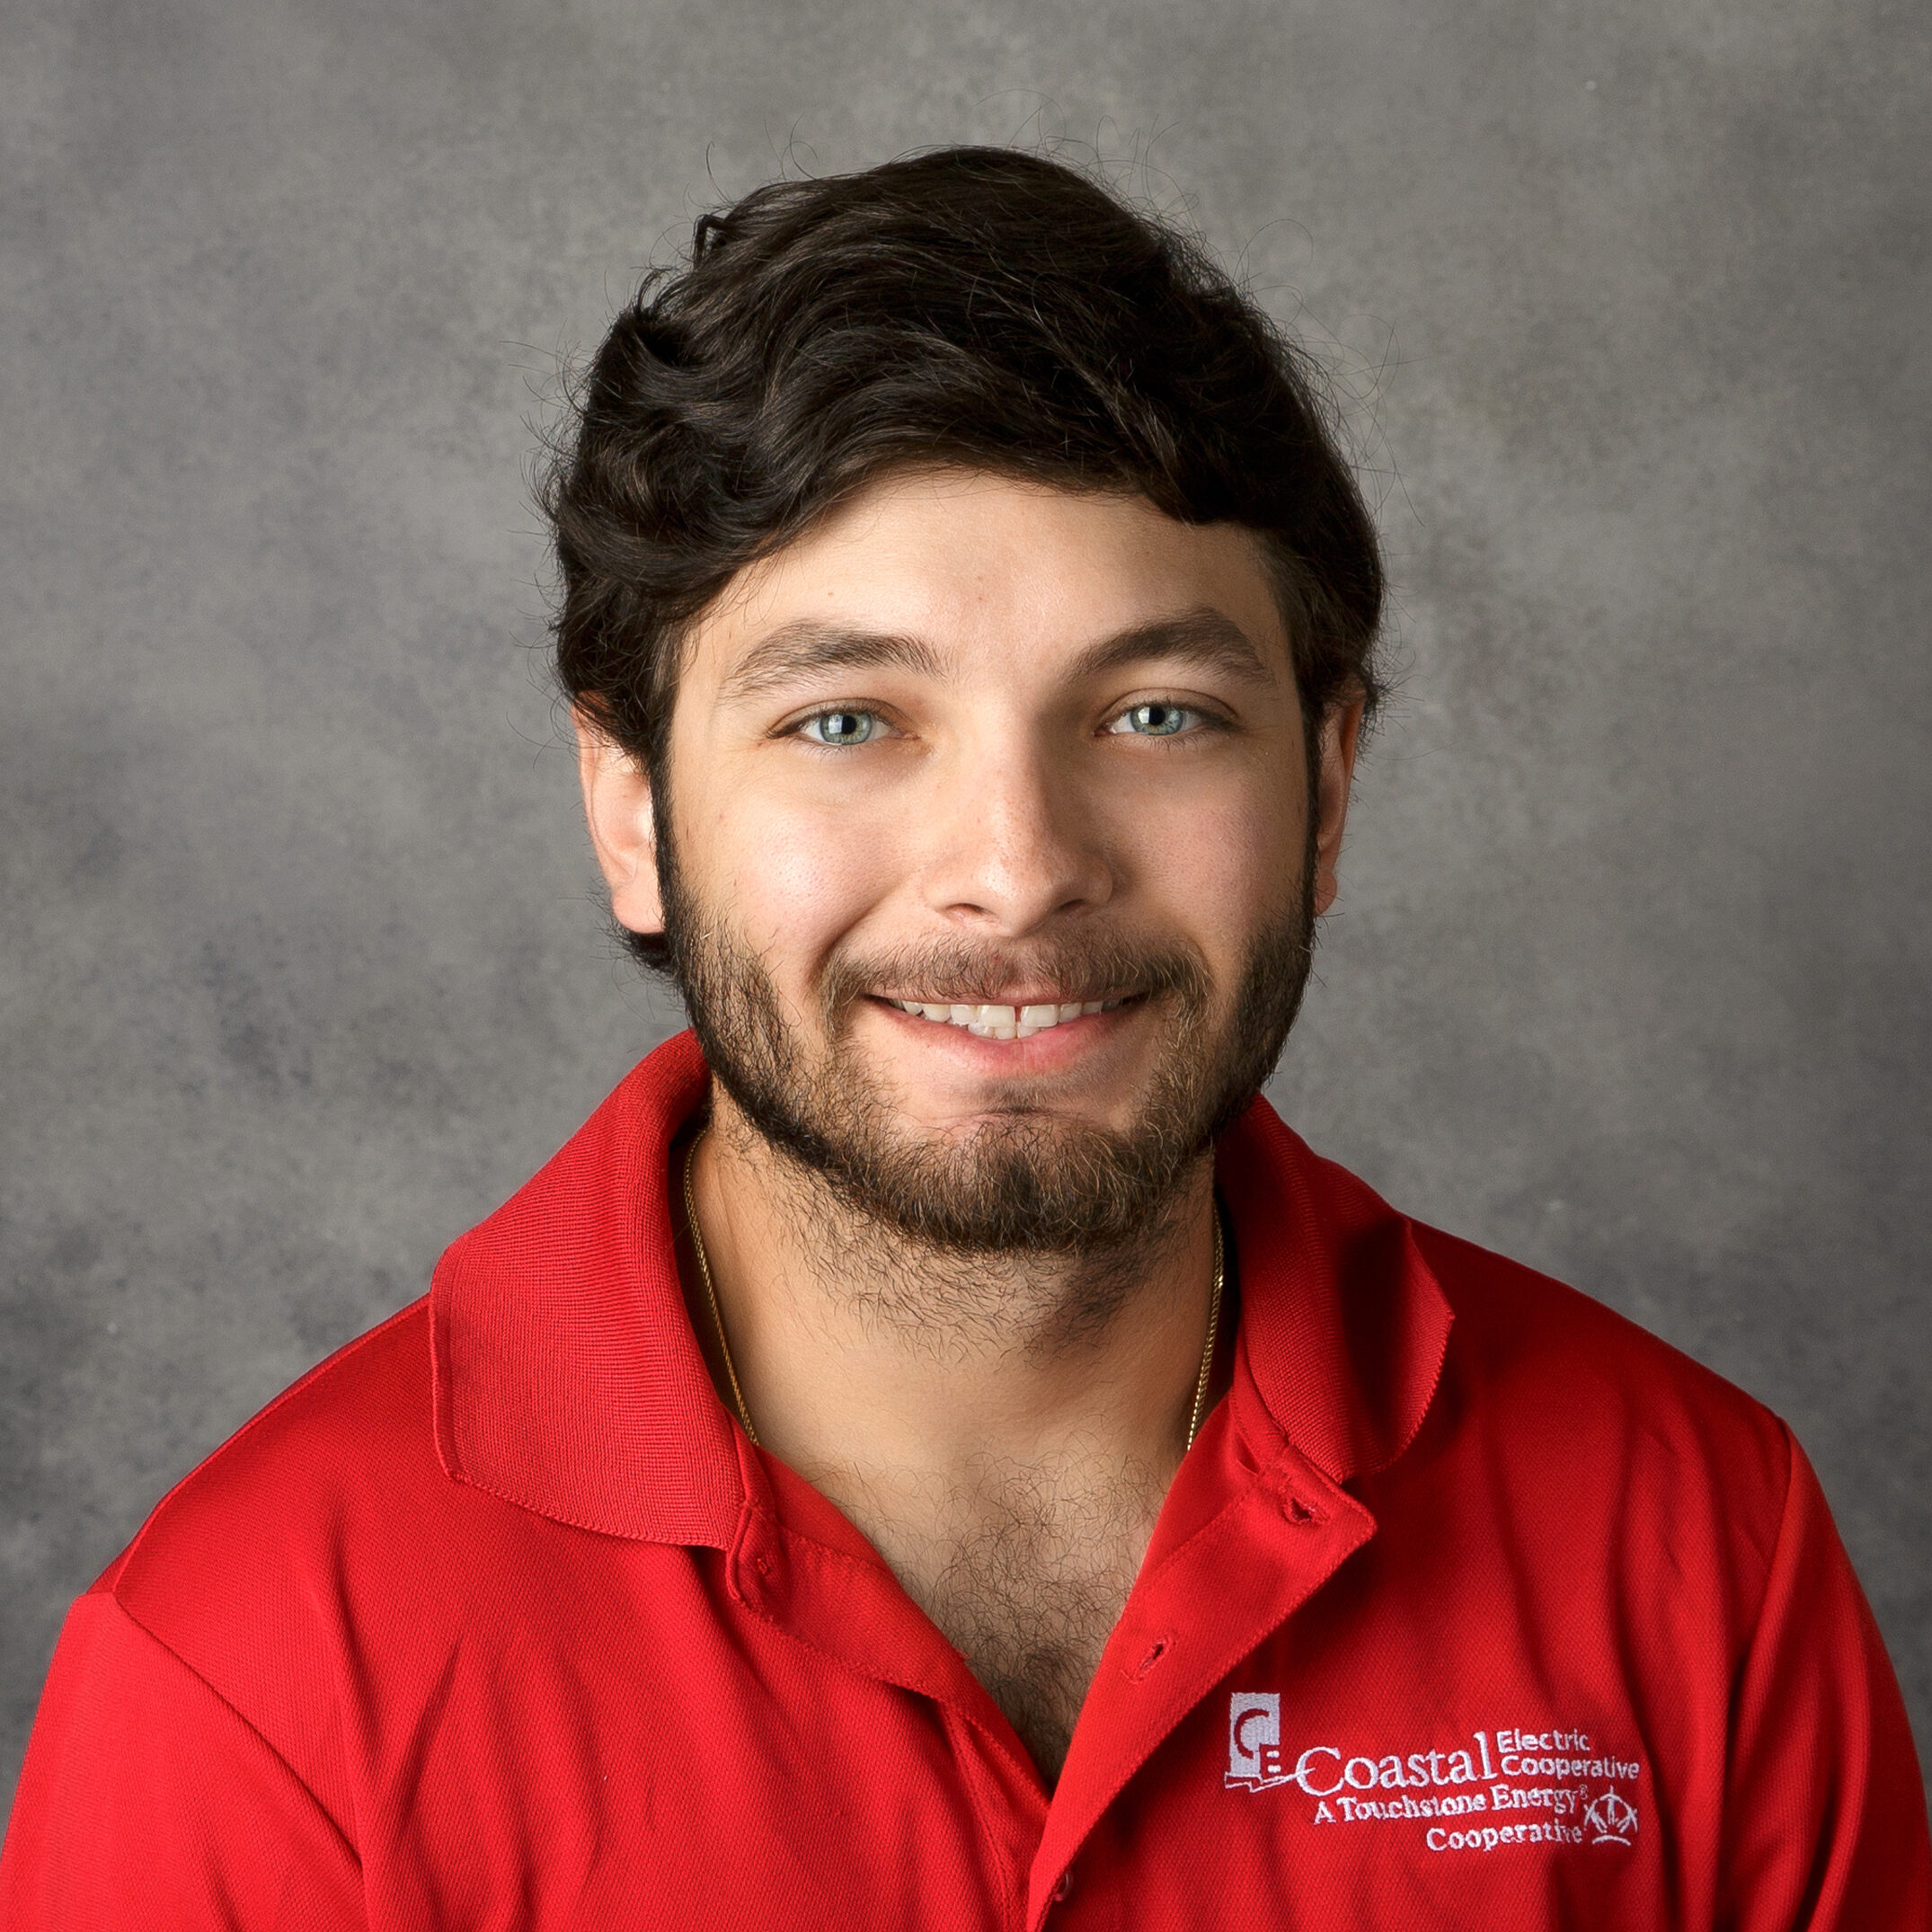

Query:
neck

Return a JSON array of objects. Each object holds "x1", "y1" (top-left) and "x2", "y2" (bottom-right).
[{"x1": 685, "y1": 1087, "x2": 1221, "y2": 1493}]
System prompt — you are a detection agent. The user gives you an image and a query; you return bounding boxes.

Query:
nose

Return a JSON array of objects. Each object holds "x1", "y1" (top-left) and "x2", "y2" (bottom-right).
[{"x1": 918, "y1": 731, "x2": 1117, "y2": 935}]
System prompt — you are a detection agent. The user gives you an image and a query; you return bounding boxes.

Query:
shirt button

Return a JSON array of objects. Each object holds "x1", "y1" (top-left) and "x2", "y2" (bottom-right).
[{"x1": 1052, "y1": 1868, "x2": 1074, "y2": 1902}]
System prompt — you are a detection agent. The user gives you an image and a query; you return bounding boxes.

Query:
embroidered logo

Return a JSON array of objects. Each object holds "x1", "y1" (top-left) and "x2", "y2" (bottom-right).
[
  {"x1": 1584, "y1": 1787, "x2": 1638, "y2": 1847},
  {"x1": 1223, "y1": 1697, "x2": 1644, "y2": 1857},
  {"x1": 1227, "y1": 1693, "x2": 1282, "y2": 1786}
]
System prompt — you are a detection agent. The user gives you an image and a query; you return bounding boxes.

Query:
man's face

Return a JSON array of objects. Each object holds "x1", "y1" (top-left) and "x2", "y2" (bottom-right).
[{"x1": 583, "y1": 468, "x2": 1360, "y2": 1253}]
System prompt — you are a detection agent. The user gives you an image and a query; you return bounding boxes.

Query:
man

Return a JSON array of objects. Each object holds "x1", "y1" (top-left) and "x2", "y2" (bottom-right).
[{"x1": 3, "y1": 147, "x2": 1925, "y2": 1928}]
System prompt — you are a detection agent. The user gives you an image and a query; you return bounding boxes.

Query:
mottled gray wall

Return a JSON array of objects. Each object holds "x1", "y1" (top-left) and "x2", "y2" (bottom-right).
[{"x1": 3, "y1": 0, "x2": 1927, "y2": 1821}]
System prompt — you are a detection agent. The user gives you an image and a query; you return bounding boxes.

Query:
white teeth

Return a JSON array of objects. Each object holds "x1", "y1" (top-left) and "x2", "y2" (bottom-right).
[{"x1": 889, "y1": 993, "x2": 1130, "y2": 1035}]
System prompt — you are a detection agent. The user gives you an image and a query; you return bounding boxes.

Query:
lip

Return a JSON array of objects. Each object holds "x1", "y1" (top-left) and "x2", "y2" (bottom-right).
[
  {"x1": 865, "y1": 991, "x2": 1142, "y2": 1068},
  {"x1": 867, "y1": 988, "x2": 1140, "y2": 1010}
]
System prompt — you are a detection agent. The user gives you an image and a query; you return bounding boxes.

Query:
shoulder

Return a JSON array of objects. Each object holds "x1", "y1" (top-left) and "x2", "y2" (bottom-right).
[
  {"x1": 89, "y1": 1302, "x2": 495, "y2": 1786},
  {"x1": 1223, "y1": 1108, "x2": 1795, "y2": 1546},
  {"x1": 102, "y1": 1298, "x2": 442, "y2": 1617},
  {"x1": 1406, "y1": 1215, "x2": 1793, "y2": 1570},
  {"x1": 1411, "y1": 1215, "x2": 1786, "y2": 1446},
  {"x1": 55, "y1": 1301, "x2": 457, "y2": 1822}
]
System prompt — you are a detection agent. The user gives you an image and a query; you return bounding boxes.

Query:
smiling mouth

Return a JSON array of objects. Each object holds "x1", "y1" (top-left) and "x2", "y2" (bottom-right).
[{"x1": 879, "y1": 996, "x2": 1133, "y2": 1041}]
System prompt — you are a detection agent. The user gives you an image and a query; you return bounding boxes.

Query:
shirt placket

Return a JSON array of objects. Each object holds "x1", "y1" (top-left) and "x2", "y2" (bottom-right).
[
  {"x1": 727, "y1": 1443, "x2": 1053, "y2": 1928},
  {"x1": 1024, "y1": 1421, "x2": 1377, "y2": 1928}
]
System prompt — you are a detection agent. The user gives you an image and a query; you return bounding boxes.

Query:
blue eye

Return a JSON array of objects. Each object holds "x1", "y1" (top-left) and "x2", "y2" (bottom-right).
[
  {"x1": 801, "y1": 710, "x2": 878, "y2": 746},
  {"x1": 1112, "y1": 702, "x2": 1197, "y2": 737}
]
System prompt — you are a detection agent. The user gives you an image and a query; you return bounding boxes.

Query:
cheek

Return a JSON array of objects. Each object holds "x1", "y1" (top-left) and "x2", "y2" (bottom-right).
[
  {"x1": 694, "y1": 788, "x2": 903, "y2": 974},
  {"x1": 1127, "y1": 779, "x2": 1307, "y2": 947}
]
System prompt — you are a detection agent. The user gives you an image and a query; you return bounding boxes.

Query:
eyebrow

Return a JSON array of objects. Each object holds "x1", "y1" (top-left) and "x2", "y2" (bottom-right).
[
  {"x1": 717, "y1": 607, "x2": 1277, "y2": 703},
  {"x1": 717, "y1": 622, "x2": 946, "y2": 702},
  {"x1": 1065, "y1": 610, "x2": 1279, "y2": 687}
]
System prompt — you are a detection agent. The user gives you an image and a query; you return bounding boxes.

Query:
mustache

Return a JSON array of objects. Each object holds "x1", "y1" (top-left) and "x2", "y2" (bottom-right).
[{"x1": 818, "y1": 932, "x2": 1213, "y2": 1026}]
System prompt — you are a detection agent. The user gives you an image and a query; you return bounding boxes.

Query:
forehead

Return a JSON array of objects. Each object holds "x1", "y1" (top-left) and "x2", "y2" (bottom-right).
[{"x1": 689, "y1": 468, "x2": 1290, "y2": 687}]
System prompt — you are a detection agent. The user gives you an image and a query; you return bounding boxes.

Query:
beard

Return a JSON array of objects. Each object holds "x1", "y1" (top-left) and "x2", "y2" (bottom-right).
[{"x1": 657, "y1": 823, "x2": 1318, "y2": 1262}]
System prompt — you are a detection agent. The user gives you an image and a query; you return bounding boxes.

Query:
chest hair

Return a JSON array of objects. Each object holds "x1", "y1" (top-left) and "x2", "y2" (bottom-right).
[{"x1": 827, "y1": 1451, "x2": 1165, "y2": 1786}]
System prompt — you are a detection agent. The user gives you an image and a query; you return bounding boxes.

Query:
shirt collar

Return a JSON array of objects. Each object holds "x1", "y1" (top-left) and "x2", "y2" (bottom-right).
[{"x1": 430, "y1": 1030, "x2": 1452, "y2": 1543}]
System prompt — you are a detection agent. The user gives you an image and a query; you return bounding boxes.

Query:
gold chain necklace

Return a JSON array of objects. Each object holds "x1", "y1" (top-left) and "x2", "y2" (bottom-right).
[{"x1": 681, "y1": 1133, "x2": 1226, "y2": 1454}]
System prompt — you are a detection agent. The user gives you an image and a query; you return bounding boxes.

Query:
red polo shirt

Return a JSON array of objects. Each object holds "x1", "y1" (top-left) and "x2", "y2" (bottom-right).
[{"x1": 4, "y1": 1032, "x2": 1927, "y2": 1928}]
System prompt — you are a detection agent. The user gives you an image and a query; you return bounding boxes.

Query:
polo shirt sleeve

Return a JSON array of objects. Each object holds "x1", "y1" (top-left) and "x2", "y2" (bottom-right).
[
  {"x1": 0, "y1": 1588, "x2": 365, "y2": 1929},
  {"x1": 1719, "y1": 1429, "x2": 1931, "y2": 1928}
]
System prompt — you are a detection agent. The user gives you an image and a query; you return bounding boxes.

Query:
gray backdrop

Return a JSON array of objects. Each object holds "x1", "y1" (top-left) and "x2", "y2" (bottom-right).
[{"x1": 4, "y1": 0, "x2": 1927, "y2": 1823}]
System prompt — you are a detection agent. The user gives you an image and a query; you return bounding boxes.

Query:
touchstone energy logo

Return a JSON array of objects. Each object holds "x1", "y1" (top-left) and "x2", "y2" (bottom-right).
[
  {"x1": 1225, "y1": 1697, "x2": 1644, "y2": 1858},
  {"x1": 1583, "y1": 1787, "x2": 1639, "y2": 1847}
]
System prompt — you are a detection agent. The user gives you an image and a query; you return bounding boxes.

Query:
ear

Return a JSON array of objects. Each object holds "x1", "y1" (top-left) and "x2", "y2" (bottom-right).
[
  {"x1": 573, "y1": 704, "x2": 664, "y2": 936},
  {"x1": 1310, "y1": 693, "x2": 1366, "y2": 919}
]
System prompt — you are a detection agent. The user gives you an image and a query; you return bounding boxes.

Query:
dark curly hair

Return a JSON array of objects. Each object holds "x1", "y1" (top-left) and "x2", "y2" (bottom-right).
[{"x1": 545, "y1": 147, "x2": 1384, "y2": 965}]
